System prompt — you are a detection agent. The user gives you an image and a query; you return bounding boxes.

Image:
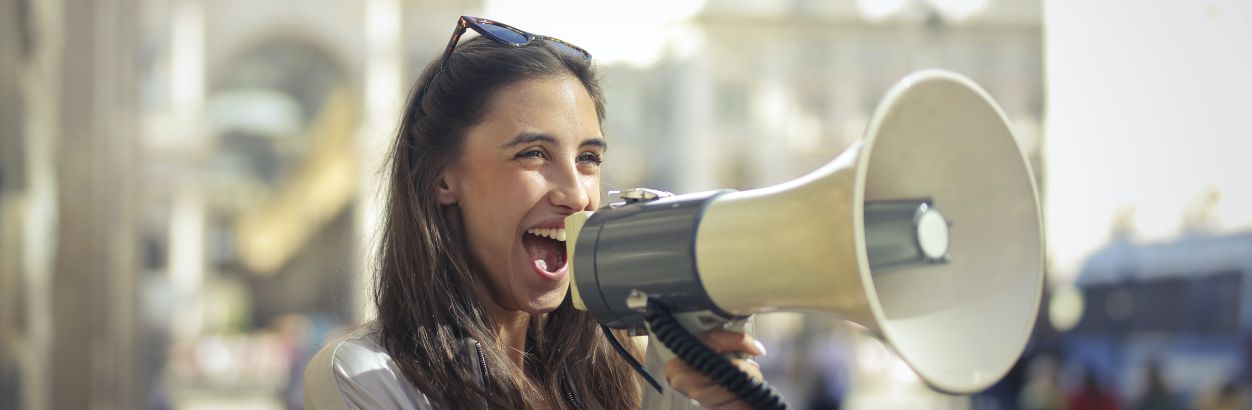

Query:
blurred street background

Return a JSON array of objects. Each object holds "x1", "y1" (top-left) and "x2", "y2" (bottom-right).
[{"x1": 2, "y1": 0, "x2": 1251, "y2": 409}]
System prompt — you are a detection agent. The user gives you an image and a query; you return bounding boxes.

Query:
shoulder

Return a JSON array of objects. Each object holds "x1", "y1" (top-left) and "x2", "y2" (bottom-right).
[{"x1": 303, "y1": 325, "x2": 433, "y2": 410}]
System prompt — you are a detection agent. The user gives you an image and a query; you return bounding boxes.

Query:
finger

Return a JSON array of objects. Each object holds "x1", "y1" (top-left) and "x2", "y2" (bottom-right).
[
  {"x1": 664, "y1": 355, "x2": 696, "y2": 384},
  {"x1": 703, "y1": 361, "x2": 764, "y2": 410},
  {"x1": 665, "y1": 352, "x2": 763, "y2": 389},
  {"x1": 687, "y1": 382, "x2": 740, "y2": 408},
  {"x1": 666, "y1": 371, "x2": 714, "y2": 395},
  {"x1": 665, "y1": 360, "x2": 716, "y2": 393},
  {"x1": 697, "y1": 330, "x2": 766, "y2": 356},
  {"x1": 669, "y1": 365, "x2": 762, "y2": 397},
  {"x1": 664, "y1": 353, "x2": 759, "y2": 381},
  {"x1": 732, "y1": 358, "x2": 764, "y2": 382}
]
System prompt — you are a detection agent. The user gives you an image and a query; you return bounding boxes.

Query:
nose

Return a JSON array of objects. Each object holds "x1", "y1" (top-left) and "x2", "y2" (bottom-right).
[{"x1": 548, "y1": 161, "x2": 593, "y2": 211}]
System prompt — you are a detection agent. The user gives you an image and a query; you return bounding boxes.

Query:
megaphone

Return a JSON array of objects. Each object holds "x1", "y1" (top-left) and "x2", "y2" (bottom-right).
[{"x1": 564, "y1": 70, "x2": 1043, "y2": 396}]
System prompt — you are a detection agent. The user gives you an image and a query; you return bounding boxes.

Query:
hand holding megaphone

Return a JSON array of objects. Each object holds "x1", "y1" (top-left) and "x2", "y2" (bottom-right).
[{"x1": 565, "y1": 70, "x2": 1044, "y2": 408}]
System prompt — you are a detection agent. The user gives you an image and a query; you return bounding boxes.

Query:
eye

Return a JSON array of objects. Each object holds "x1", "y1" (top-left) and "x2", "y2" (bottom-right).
[
  {"x1": 577, "y1": 152, "x2": 603, "y2": 167},
  {"x1": 515, "y1": 149, "x2": 548, "y2": 161}
]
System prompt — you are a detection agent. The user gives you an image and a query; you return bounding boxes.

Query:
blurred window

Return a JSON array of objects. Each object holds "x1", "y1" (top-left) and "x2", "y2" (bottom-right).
[
  {"x1": 1180, "y1": 270, "x2": 1241, "y2": 335},
  {"x1": 1128, "y1": 277, "x2": 1186, "y2": 332},
  {"x1": 1075, "y1": 270, "x2": 1242, "y2": 336}
]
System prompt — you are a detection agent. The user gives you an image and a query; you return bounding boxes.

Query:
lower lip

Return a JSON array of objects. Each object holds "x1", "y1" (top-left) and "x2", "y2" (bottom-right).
[{"x1": 532, "y1": 258, "x2": 568, "y2": 282}]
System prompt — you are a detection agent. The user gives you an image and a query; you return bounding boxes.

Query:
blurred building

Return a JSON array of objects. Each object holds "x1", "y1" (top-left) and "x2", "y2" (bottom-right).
[
  {"x1": 2, "y1": 0, "x2": 1045, "y2": 409},
  {"x1": 4, "y1": 0, "x2": 146, "y2": 408},
  {"x1": 599, "y1": 0, "x2": 1042, "y2": 194},
  {"x1": 1061, "y1": 231, "x2": 1252, "y2": 405}
]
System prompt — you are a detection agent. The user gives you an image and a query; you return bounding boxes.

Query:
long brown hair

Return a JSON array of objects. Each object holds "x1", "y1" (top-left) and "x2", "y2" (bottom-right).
[{"x1": 373, "y1": 36, "x2": 642, "y2": 409}]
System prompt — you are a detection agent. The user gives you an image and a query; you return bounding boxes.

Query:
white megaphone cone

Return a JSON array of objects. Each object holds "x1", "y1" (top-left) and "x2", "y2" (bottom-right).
[{"x1": 566, "y1": 69, "x2": 1044, "y2": 395}]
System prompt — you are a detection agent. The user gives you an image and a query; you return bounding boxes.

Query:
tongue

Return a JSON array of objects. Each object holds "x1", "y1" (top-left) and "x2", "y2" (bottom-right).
[{"x1": 522, "y1": 234, "x2": 565, "y2": 272}]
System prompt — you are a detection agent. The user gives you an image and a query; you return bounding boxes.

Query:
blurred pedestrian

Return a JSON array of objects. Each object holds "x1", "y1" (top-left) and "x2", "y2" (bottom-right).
[
  {"x1": 1068, "y1": 365, "x2": 1120, "y2": 410},
  {"x1": 1132, "y1": 360, "x2": 1178, "y2": 410},
  {"x1": 1019, "y1": 354, "x2": 1066, "y2": 410},
  {"x1": 1194, "y1": 377, "x2": 1249, "y2": 410}
]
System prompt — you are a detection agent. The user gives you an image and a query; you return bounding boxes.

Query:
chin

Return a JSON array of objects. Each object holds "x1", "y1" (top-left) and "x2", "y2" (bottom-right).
[{"x1": 525, "y1": 285, "x2": 569, "y2": 314}]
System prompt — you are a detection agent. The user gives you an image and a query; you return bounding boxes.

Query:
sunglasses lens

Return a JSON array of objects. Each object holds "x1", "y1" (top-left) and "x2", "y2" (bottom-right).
[
  {"x1": 481, "y1": 23, "x2": 528, "y2": 45},
  {"x1": 547, "y1": 40, "x2": 591, "y2": 61}
]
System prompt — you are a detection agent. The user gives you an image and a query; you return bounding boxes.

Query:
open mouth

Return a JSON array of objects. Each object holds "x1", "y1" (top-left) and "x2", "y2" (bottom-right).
[{"x1": 522, "y1": 228, "x2": 567, "y2": 274}]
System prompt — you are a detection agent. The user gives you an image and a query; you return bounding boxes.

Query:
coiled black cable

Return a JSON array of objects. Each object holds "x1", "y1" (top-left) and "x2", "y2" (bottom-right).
[{"x1": 644, "y1": 303, "x2": 791, "y2": 410}]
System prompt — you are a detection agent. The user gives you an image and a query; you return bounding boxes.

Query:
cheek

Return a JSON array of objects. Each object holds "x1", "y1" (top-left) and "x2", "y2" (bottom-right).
[
  {"x1": 461, "y1": 171, "x2": 546, "y2": 247},
  {"x1": 586, "y1": 175, "x2": 602, "y2": 209}
]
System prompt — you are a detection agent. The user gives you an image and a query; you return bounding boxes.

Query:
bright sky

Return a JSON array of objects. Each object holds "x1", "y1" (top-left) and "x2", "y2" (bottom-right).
[
  {"x1": 1045, "y1": 0, "x2": 1252, "y2": 281},
  {"x1": 484, "y1": 0, "x2": 706, "y2": 68}
]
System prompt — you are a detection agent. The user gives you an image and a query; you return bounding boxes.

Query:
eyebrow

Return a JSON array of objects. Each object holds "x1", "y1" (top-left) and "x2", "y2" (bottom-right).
[{"x1": 501, "y1": 132, "x2": 609, "y2": 151}]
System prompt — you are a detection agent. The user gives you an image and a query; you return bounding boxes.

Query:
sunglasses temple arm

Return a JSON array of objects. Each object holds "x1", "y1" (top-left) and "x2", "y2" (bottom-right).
[{"x1": 439, "y1": 19, "x2": 469, "y2": 71}]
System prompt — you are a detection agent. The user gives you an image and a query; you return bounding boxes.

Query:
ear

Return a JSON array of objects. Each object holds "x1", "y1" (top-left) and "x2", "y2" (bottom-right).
[{"x1": 435, "y1": 171, "x2": 459, "y2": 206}]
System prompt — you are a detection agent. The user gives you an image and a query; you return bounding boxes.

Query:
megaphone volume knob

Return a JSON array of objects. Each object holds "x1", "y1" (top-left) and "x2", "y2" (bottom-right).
[{"x1": 612, "y1": 188, "x2": 674, "y2": 203}]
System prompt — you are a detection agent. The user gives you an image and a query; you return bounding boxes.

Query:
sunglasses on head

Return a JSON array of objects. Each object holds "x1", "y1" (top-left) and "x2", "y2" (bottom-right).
[
  {"x1": 411, "y1": 16, "x2": 591, "y2": 116},
  {"x1": 438, "y1": 16, "x2": 591, "y2": 71}
]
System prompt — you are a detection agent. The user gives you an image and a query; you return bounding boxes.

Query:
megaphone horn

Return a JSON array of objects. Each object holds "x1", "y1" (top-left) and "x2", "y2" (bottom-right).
[{"x1": 565, "y1": 69, "x2": 1044, "y2": 395}]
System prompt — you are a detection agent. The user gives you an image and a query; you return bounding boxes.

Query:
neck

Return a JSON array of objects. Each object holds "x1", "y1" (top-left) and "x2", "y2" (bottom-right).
[{"x1": 483, "y1": 299, "x2": 531, "y2": 369}]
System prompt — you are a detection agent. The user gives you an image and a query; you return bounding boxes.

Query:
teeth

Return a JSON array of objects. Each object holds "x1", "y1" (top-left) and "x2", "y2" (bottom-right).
[{"x1": 526, "y1": 228, "x2": 567, "y2": 241}]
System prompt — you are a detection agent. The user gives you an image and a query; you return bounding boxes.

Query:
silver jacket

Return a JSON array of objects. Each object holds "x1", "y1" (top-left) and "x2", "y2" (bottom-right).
[{"x1": 303, "y1": 324, "x2": 701, "y2": 409}]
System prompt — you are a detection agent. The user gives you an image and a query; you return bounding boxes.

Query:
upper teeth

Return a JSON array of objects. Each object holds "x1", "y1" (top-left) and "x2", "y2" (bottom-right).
[{"x1": 526, "y1": 228, "x2": 567, "y2": 241}]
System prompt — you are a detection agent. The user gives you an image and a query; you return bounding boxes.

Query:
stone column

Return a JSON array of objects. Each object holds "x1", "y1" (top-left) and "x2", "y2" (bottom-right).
[{"x1": 48, "y1": 0, "x2": 142, "y2": 408}]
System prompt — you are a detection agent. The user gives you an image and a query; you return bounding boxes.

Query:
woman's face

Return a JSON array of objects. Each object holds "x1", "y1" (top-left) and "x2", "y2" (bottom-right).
[{"x1": 439, "y1": 74, "x2": 604, "y2": 315}]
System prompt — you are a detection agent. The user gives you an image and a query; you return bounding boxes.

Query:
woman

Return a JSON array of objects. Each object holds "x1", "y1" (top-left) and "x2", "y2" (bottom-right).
[{"x1": 303, "y1": 16, "x2": 766, "y2": 409}]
